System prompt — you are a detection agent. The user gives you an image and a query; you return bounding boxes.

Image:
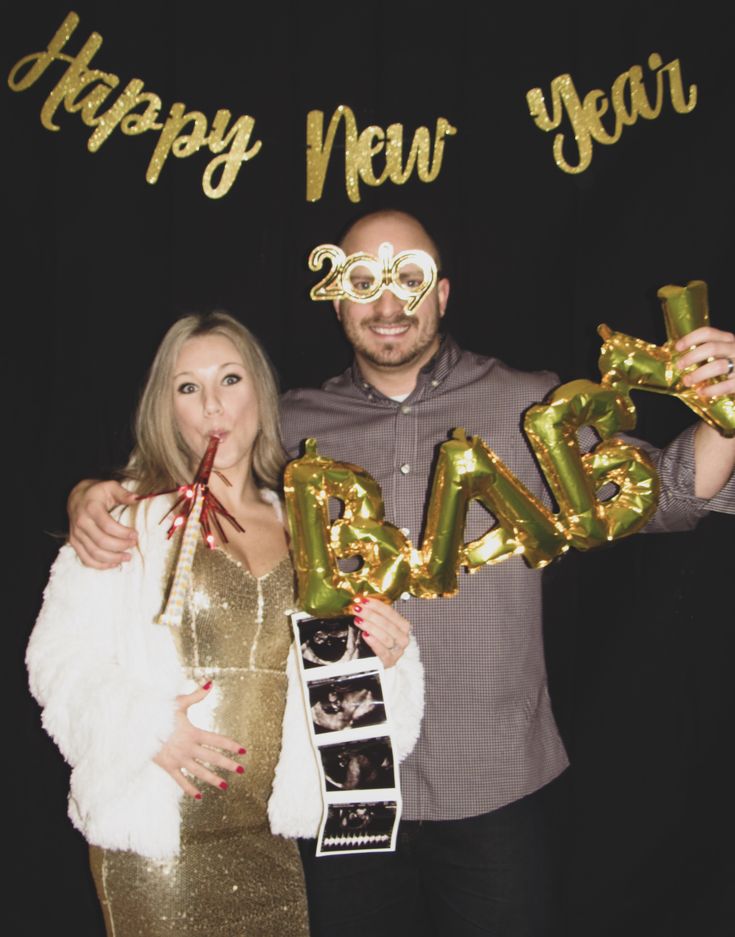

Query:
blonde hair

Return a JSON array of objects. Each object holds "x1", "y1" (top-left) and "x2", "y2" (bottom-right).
[{"x1": 126, "y1": 312, "x2": 286, "y2": 494}]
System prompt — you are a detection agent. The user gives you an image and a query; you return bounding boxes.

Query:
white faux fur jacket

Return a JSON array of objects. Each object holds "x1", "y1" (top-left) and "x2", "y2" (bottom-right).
[{"x1": 27, "y1": 494, "x2": 424, "y2": 860}]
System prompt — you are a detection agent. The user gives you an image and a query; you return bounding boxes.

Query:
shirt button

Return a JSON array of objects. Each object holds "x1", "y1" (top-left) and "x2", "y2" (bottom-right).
[
  {"x1": 431, "y1": 379, "x2": 439, "y2": 387},
  {"x1": 399, "y1": 463, "x2": 411, "y2": 475},
  {"x1": 400, "y1": 527, "x2": 410, "y2": 537},
  {"x1": 400, "y1": 591, "x2": 411, "y2": 601},
  {"x1": 400, "y1": 404, "x2": 412, "y2": 414}
]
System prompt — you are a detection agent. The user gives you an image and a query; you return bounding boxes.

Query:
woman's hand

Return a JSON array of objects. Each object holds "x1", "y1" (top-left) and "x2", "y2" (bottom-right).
[
  {"x1": 153, "y1": 683, "x2": 247, "y2": 799},
  {"x1": 350, "y1": 597, "x2": 412, "y2": 669}
]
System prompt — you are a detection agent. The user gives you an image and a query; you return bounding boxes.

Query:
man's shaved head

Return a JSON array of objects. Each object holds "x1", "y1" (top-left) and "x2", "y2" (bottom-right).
[{"x1": 339, "y1": 210, "x2": 443, "y2": 270}]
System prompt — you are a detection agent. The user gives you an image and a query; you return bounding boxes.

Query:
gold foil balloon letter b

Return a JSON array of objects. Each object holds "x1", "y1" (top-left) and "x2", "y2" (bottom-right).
[{"x1": 284, "y1": 440, "x2": 411, "y2": 616}]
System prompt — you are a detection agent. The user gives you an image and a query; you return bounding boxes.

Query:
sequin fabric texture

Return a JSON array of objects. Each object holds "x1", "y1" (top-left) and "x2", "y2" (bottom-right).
[{"x1": 90, "y1": 543, "x2": 309, "y2": 937}]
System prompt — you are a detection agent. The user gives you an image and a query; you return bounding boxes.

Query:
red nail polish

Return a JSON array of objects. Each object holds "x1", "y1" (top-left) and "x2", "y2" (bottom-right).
[
  {"x1": 236, "y1": 765, "x2": 245, "y2": 774},
  {"x1": 354, "y1": 616, "x2": 363, "y2": 624},
  {"x1": 352, "y1": 605, "x2": 362, "y2": 614},
  {"x1": 238, "y1": 747, "x2": 247, "y2": 755},
  {"x1": 219, "y1": 781, "x2": 228, "y2": 790},
  {"x1": 202, "y1": 681, "x2": 213, "y2": 691},
  {"x1": 363, "y1": 631, "x2": 370, "y2": 637},
  {"x1": 195, "y1": 793, "x2": 202, "y2": 800}
]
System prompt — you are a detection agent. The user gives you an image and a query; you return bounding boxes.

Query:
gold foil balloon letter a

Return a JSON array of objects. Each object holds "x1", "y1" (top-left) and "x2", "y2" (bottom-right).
[
  {"x1": 410, "y1": 429, "x2": 569, "y2": 600},
  {"x1": 309, "y1": 241, "x2": 438, "y2": 315}
]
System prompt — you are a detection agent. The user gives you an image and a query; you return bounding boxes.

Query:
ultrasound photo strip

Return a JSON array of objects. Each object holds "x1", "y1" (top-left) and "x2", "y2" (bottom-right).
[
  {"x1": 319, "y1": 801, "x2": 399, "y2": 854},
  {"x1": 296, "y1": 613, "x2": 375, "y2": 672},
  {"x1": 320, "y1": 736, "x2": 395, "y2": 791},
  {"x1": 291, "y1": 611, "x2": 403, "y2": 856},
  {"x1": 307, "y1": 671, "x2": 386, "y2": 735}
]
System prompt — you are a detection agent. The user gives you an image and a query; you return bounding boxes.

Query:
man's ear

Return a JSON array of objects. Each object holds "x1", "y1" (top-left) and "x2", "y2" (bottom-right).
[
  {"x1": 437, "y1": 277, "x2": 450, "y2": 318},
  {"x1": 333, "y1": 299, "x2": 342, "y2": 321}
]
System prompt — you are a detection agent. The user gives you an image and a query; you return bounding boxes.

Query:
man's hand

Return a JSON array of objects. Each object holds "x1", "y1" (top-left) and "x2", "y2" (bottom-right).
[
  {"x1": 676, "y1": 326, "x2": 735, "y2": 398},
  {"x1": 67, "y1": 479, "x2": 138, "y2": 569},
  {"x1": 675, "y1": 327, "x2": 735, "y2": 499}
]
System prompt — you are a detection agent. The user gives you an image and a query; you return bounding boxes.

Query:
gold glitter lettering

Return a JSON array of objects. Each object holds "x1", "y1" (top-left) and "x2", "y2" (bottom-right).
[
  {"x1": 6, "y1": 11, "x2": 115, "y2": 134},
  {"x1": 146, "y1": 103, "x2": 209, "y2": 184},
  {"x1": 626, "y1": 61, "x2": 664, "y2": 120},
  {"x1": 40, "y1": 35, "x2": 113, "y2": 131},
  {"x1": 582, "y1": 90, "x2": 620, "y2": 147},
  {"x1": 384, "y1": 124, "x2": 413, "y2": 183},
  {"x1": 202, "y1": 112, "x2": 263, "y2": 199},
  {"x1": 414, "y1": 120, "x2": 457, "y2": 183},
  {"x1": 526, "y1": 75, "x2": 592, "y2": 173},
  {"x1": 7, "y1": 12, "x2": 261, "y2": 198},
  {"x1": 119, "y1": 93, "x2": 164, "y2": 135},
  {"x1": 306, "y1": 106, "x2": 457, "y2": 203},
  {"x1": 87, "y1": 80, "x2": 162, "y2": 150},
  {"x1": 356, "y1": 126, "x2": 389, "y2": 187},
  {"x1": 66, "y1": 77, "x2": 120, "y2": 124},
  {"x1": 6, "y1": 11, "x2": 79, "y2": 93},
  {"x1": 527, "y1": 52, "x2": 697, "y2": 174},
  {"x1": 660, "y1": 57, "x2": 697, "y2": 113},
  {"x1": 306, "y1": 105, "x2": 360, "y2": 202}
]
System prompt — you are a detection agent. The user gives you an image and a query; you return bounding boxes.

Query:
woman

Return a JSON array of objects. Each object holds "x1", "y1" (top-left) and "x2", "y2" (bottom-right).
[{"x1": 27, "y1": 312, "x2": 422, "y2": 937}]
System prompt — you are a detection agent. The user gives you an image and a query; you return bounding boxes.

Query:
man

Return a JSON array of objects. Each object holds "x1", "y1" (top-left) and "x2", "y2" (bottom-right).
[{"x1": 68, "y1": 211, "x2": 735, "y2": 936}]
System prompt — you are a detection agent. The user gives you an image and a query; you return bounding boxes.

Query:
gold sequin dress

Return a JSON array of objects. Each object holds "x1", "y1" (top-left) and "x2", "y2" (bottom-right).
[{"x1": 90, "y1": 543, "x2": 310, "y2": 937}]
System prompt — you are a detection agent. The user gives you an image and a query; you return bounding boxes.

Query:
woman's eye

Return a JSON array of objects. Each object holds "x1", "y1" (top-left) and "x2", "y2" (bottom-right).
[
  {"x1": 177, "y1": 382, "x2": 197, "y2": 394},
  {"x1": 223, "y1": 373, "x2": 241, "y2": 386}
]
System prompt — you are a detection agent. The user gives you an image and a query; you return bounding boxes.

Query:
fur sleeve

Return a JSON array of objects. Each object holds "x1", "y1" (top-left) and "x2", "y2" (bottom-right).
[
  {"x1": 379, "y1": 633, "x2": 424, "y2": 760},
  {"x1": 267, "y1": 645, "x2": 323, "y2": 838},
  {"x1": 27, "y1": 541, "x2": 183, "y2": 858}
]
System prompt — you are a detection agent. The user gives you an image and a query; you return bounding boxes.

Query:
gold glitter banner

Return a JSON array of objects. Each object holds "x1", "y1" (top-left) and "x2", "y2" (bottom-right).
[
  {"x1": 6, "y1": 12, "x2": 262, "y2": 198},
  {"x1": 7, "y1": 12, "x2": 457, "y2": 203},
  {"x1": 526, "y1": 52, "x2": 697, "y2": 174}
]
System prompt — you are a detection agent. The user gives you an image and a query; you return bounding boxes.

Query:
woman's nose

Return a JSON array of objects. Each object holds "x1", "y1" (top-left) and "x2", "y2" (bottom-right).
[{"x1": 203, "y1": 391, "x2": 223, "y2": 415}]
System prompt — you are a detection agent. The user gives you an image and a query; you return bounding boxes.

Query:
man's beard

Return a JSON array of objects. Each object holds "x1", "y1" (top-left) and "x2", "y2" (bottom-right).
[{"x1": 346, "y1": 308, "x2": 441, "y2": 370}]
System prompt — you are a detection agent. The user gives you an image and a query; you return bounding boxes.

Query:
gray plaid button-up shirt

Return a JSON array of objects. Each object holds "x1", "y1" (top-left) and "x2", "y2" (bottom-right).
[{"x1": 281, "y1": 336, "x2": 721, "y2": 821}]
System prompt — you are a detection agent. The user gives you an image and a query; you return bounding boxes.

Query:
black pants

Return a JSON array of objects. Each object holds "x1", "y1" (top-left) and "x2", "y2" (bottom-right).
[{"x1": 299, "y1": 777, "x2": 566, "y2": 937}]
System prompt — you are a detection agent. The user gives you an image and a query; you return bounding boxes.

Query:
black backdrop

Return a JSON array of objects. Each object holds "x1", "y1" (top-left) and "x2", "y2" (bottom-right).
[{"x1": 6, "y1": 2, "x2": 733, "y2": 934}]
